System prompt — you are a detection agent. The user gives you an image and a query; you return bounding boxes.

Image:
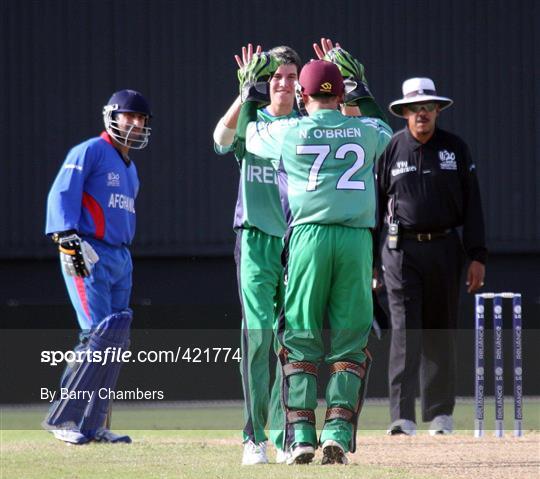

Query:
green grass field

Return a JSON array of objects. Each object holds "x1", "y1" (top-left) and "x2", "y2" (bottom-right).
[{"x1": 1, "y1": 398, "x2": 539, "y2": 479}]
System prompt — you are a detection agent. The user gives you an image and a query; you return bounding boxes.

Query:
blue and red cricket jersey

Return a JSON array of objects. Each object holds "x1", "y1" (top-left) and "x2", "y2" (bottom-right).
[
  {"x1": 46, "y1": 132, "x2": 139, "y2": 330},
  {"x1": 46, "y1": 132, "x2": 139, "y2": 246}
]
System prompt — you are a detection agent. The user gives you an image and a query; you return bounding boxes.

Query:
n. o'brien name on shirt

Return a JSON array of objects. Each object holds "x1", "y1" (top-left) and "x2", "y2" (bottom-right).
[
  {"x1": 46, "y1": 132, "x2": 140, "y2": 246},
  {"x1": 298, "y1": 127, "x2": 362, "y2": 140}
]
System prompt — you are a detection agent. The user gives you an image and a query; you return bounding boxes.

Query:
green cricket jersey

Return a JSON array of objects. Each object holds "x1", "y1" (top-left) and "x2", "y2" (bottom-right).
[
  {"x1": 215, "y1": 108, "x2": 300, "y2": 237},
  {"x1": 245, "y1": 109, "x2": 392, "y2": 228}
]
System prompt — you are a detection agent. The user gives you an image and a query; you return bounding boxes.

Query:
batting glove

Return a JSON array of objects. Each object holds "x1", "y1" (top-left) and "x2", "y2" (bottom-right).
[
  {"x1": 55, "y1": 233, "x2": 100, "y2": 277},
  {"x1": 238, "y1": 52, "x2": 279, "y2": 106},
  {"x1": 323, "y1": 47, "x2": 372, "y2": 106}
]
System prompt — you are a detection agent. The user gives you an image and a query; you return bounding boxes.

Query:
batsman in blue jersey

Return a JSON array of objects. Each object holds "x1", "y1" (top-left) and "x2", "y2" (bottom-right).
[{"x1": 43, "y1": 89, "x2": 152, "y2": 445}]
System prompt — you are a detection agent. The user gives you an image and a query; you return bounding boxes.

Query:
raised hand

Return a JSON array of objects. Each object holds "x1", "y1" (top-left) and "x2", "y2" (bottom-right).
[
  {"x1": 313, "y1": 37, "x2": 342, "y2": 60},
  {"x1": 235, "y1": 43, "x2": 262, "y2": 69}
]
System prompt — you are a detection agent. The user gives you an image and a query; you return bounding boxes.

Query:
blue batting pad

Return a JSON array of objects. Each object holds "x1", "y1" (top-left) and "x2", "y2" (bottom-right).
[{"x1": 45, "y1": 309, "x2": 132, "y2": 436}]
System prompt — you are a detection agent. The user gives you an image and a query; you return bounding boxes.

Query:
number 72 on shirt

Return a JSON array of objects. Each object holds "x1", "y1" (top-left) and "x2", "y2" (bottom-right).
[{"x1": 297, "y1": 143, "x2": 366, "y2": 191}]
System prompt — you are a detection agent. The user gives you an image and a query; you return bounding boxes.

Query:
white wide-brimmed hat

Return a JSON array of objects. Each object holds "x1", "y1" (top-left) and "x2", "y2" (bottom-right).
[{"x1": 389, "y1": 77, "x2": 453, "y2": 118}]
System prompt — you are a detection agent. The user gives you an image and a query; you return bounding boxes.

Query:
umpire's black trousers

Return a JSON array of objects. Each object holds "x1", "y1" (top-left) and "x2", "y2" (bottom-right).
[{"x1": 382, "y1": 230, "x2": 465, "y2": 423}]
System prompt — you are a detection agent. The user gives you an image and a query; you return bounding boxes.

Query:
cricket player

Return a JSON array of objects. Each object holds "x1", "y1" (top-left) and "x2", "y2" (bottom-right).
[
  {"x1": 213, "y1": 44, "x2": 302, "y2": 465},
  {"x1": 43, "y1": 89, "x2": 152, "y2": 444},
  {"x1": 237, "y1": 46, "x2": 392, "y2": 465}
]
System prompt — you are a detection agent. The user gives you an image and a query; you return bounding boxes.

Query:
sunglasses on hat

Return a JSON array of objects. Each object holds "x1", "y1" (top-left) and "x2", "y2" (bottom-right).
[{"x1": 406, "y1": 102, "x2": 438, "y2": 113}]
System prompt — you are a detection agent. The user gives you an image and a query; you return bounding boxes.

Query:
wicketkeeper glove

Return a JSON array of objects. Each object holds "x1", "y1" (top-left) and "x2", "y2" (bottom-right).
[
  {"x1": 238, "y1": 52, "x2": 280, "y2": 106},
  {"x1": 54, "y1": 232, "x2": 100, "y2": 277},
  {"x1": 323, "y1": 47, "x2": 373, "y2": 106}
]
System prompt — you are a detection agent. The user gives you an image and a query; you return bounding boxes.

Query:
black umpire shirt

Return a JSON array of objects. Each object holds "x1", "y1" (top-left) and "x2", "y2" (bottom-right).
[{"x1": 376, "y1": 126, "x2": 487, "y2": 264}]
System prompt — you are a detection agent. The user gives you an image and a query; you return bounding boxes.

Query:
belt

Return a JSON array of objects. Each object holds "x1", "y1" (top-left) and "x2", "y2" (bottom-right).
[{"x1": 402, "y1": 229, "x2": 452, "y2": 242}]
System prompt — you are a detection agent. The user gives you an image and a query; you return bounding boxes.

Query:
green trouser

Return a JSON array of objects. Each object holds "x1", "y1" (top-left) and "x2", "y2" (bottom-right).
[
  {"x1": 268, "y1": 336, "x2": 285, "y2": 449},
  {"x1": 235, "y1": 228, "x2": 284, "y2": 444},
  {"x1": 280, "y1": 224, "x2": 373, "y2": 452}
]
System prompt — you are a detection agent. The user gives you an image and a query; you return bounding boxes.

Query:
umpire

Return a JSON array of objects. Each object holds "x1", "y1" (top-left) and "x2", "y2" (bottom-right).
[{"x1": 376, "y1": 78, "x2": 487, "y2": 436}]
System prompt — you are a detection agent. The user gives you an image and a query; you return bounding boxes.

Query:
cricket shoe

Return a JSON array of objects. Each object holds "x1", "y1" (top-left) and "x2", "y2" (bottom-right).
[
  {"x1": 275, "y1": 448, "x2": 291, "y2": 464},
  {"x1": 286, "y1": 443, "x2": 315, "y2": 465},
  {"x1": 42, "y1": 420, "x2": 90, "y2": 445},
  {"x1": 321, "y1": 439, "x2": 348, "y2": 465},
  {"x1": 387, "y1": 419, "x2": 417, "y2": 436},
  {"x1": 93, "y1": 427, "x2": 132, "y2": 443},
  {"x1": 429, "y1": 415, "x2": 453, "y2": 436},
  {"x1": 241, "y1": 440, "x2": 268, "y2": 465},
  {"x1": 49, "y1": 428, "x2": 90, "y2": 445}
]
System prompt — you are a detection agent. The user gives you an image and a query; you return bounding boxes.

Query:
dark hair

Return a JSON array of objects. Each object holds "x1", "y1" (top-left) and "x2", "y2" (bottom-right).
[{"x1": 268, "y1": 45, "x2": 302, "y2": 73}]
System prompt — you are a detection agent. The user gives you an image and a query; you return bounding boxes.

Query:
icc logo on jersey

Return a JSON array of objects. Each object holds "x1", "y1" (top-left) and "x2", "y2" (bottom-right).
[
  {"x1": 438, "y1": 150, "x2": 457, "y2": 170},
  {"x1": 107, "y1": 172, "x2": 120, "y2": 187}
]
